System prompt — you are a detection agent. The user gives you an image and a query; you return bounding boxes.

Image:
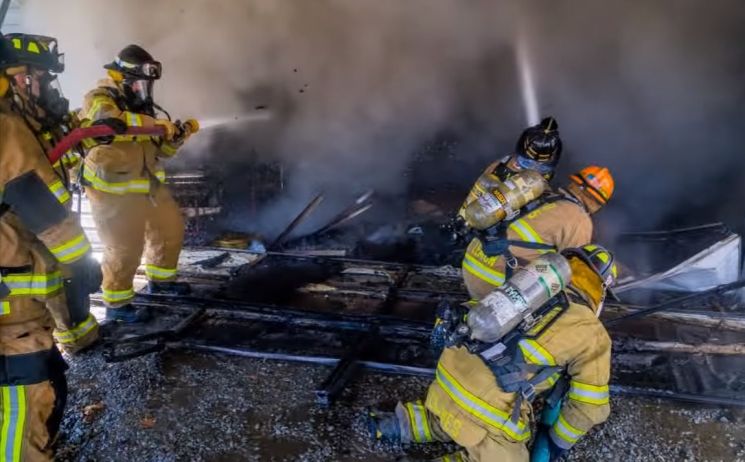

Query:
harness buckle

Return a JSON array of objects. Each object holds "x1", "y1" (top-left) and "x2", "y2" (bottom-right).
[{"x1": 521, "y1": 383, "x2": 537, "y2": 402}]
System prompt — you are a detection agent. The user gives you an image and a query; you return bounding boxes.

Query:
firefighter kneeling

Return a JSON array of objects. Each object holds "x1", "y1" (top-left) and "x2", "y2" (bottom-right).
[{"x1": 369, "y1": 245, "x2": 616, "y2": 462}]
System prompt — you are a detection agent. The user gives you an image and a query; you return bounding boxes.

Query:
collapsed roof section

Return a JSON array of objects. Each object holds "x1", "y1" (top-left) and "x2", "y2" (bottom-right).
[{"x1": 614, "y1": 223, "x2": 742, "y2": 294}]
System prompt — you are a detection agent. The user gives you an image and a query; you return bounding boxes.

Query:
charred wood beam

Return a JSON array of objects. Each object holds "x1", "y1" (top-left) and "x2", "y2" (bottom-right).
[
  {"x1": 605, "y1": 279, "x2": 745, "y2": 326},
  {"x1": 170, "y1": 341, "x2": 745, "y2": 408},
  {"x1": 603, "y1": 305, "x2": 745, "y2": 333},
  {"x1": 618, "y1": 340, "x2": 745, "y2": 356},
  {"x1": 270, "y1": 193, "x2": 324, "y2": 250},
  {"x1": 313, "y1": 265, "x2": 413, "y2": 405},
  {"x1": 91, "y1": 293, "x2": 433, "y2": 339}
]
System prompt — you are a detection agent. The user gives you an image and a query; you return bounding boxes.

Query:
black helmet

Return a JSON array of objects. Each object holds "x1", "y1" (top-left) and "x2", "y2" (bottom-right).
[
  {"x1": 4, "y1": 34, "x2": 64, "y2": 73},
  {"x1": 515, "y1": 116, "x2": 562, "y2": 168},
  {"x1": 0, "y1": 35, "x2": 16, "y2": 70},
  {"x1": 2, "y1": 33, "x2": 69, "y2": 127},
  {"x1": 104, "y1": 44, "x2": 161, "y2": 80}
]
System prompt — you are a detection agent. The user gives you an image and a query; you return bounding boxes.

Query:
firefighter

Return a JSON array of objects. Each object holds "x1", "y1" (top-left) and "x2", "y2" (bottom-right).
[
  {"x1": 461, "y1": 165, "x2": 614, "y2": 300},
  {"x1": 80, "y1": 44, "x2": 199, "y2": 323},
  {"x1": 369, "y1": 244, "x2": 616, "y2": 462},
  {"x1": 461, "y1": 116, "x2": 562, "y2": 207},
  {"x1": 5, "y1": 33, "x2": 99, "y2": 354},
  {"x1": 448, "y1": 117, "x2": 561, "y2": 249},
  {"x1": 0, "y1": 35, "x2": 101, "y2": 460}
]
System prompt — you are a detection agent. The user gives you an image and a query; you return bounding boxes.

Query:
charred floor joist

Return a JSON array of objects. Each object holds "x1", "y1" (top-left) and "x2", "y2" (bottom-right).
[{"x1": 99, "y1": 248, "x2": 745, "y2": 406}]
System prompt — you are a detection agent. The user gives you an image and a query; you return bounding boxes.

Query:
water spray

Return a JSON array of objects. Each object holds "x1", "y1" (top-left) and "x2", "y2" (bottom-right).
[
  {"x1": 515, "y1": 29, "x2": 540, "y2": 126},
  {"x1": 198, "y1": 111, "x2": 273, "y2": 130}
]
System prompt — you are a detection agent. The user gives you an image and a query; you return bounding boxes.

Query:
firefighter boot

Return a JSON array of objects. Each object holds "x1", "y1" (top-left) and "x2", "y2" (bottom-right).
[
  {"x1": 105, "y1": 304, "x2": 152, "y2": 324},
  {"x1": 368, "y1": 408, "x2": 401, "y2": 443},
  {"x1": 146, "y1": 280, "x2": 191, "y2": 295}
]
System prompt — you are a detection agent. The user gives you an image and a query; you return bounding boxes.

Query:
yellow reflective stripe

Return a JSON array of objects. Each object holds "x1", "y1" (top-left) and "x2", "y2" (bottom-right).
[
  {"x1": 49, "y1": 233, "x2": 91, "y2": 264},
  {"x1": 102, "y1": 288, "x2": 135, "y2": 303},
  {"x1": 0, "y1": 301, "x2": 8, "y2": 316},
  {"x1": 2, "y1": 272, "x2": 63, "y2": 296},
  {"x1": 435, "y1": 363, "x2": 530, "y2": 441},
  {"x1": 518, "y1": 339, "x2": 556, "y2": 366},
  {"x1": 549, "y1": 413, "x2": 586, "y2": 449},
  {"x1": 1, "y1": 385, "x2": 27, "y2": 462},
  {"x1": 48, "y1": 179, "x2": 71, "y2": 204},
  {"x1": 145, "y1": 265, "x2": 177, "y2": 281},
  {"x1": 405, "y1": 401, "x2": 433, "y2": 443},
  {"x1": 509, "y1": 218, "x2": 548, "y2": 253},
  {"x1": 160, "y1": 143, "x2": 177, "y2": 155},
  {"x1": 61, "y1": 152, "x2": 79, "y2": 168},
  {"x1": 438, "y1": 454, "x2": 465, "y2": 462},
  {"x1": 155, "y1": 170, "x2": 166, "y2": 182},
  {"x1": 462, "y1": 253, "x2": 505, "y2": 286},
  {"x1": 86, "y1": 96, "x2": 113, "y2": 120},
  {"x1": 568, "y1": 381, "x2": 610, "y2": 405},
  {"x1": 54, "y1": 314, "x2": 97, "y2": 344},
  {"x1": 83, "y1": 165, "x2": 151, "y2": 194}
]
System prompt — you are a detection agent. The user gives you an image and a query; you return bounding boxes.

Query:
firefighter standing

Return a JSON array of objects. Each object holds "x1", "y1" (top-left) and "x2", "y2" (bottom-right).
[
  {"x1": 370, "y1": 245, "x2": 616, "y2": 462},
  {"x1": 0, "y1": 35, "x2": 101, "y2": 461},
  {"x1": 461, "y1": 165, "x2": 614, "y2": 300},
  {"x1": 4, "y1": 33, "x2": 99, "y2": 354},
  {"x1": 80, "y1": 44, "x2": 198, "y2": 323}
]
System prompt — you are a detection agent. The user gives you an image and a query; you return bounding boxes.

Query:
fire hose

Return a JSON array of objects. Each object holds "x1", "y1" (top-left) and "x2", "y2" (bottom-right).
[{"x1": 47, "y1": 119, "x2": 199, "y2": 165}]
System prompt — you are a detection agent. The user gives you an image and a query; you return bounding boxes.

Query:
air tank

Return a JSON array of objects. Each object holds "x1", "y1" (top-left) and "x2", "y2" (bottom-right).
[
  {"x1": 466, "y1": 252, "x2": 571, "y2": 343},
  {"x1": 461, "y1": 169, "x2": 547, "y2": 230}
]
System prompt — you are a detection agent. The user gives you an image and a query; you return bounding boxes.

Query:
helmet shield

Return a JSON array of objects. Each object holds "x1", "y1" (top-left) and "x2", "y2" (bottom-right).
[
  {"x1": 123, "y1": 78, "x2": 155, "y2": 113},
  {"x1": 37, "y1": 72, "x2": 69, "y2": 122}
]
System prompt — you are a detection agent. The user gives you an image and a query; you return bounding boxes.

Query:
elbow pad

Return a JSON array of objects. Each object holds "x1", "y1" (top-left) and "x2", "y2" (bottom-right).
[{"x1": 3, "y1": 171, "x2": 67, "y2": 234}]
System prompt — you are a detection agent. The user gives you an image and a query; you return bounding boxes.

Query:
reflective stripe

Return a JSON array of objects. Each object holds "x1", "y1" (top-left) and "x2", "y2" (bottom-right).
[
  {"x1": 435, "y1": 363, "x2": 530, "y2": 441},
  {"x1": 405, "y1": 401, "x2": 433, "y2": 443},
  {"x1": 508, "y1": 218, "x2": 549, "y2": 253},
  {"x1": 549, "y1": 413, "x2": 586, "y2": 449},
  {"x1": 154, "y1": 170, "x2": 166, "y2": 183},
  {"x1": 567, "y1": 381, "x2": 610, "y2": 405},
  {"x1": 86, "y1": 97, "x2": 113, "y2": 120},
  {"x1": 49, "y1": 233, "x2": 91, "y2": 264},
  {"x1": 518, "y1": 339, "x2": 556, "y2": 366},
  {"x1": 83, "y1": 165, "x2": 151, "y2": 194},
  {"x1": 1, "y1": 385, "x2": 27, "y2": 462},
  {"x1": 126, "y1": 112, "x2": 142, "y2": 127},
  {"x1": 2, "y1": 272, "x2": 63, "y2": 297},
  {"x1": 102, "y1": 288, "x2": 135, "y2": 304},
  {"x1": 145, "y1": 265, "x2": 177, "y2": 281},
  {"x1": 54, "y1": 314, "x2": 97, "y2": 344},
  {"x1": 48, "y1": 179, "x2": 71, "y2": 204},
  {"x1": 0, "y1": 302, "x2": 8, "y2": 316},
  {"x1": 462, "y1": 253, "x2": 505, "y2": 286},
  {"x1": 438, "y1": 454, "x2": 465, "y2": 462},
  {"x1": 60, "y1": 152, "x2": 79, "y2": 168},
  {"x1": 160, "y1": 143, "x2": 178, "y2": 155}
]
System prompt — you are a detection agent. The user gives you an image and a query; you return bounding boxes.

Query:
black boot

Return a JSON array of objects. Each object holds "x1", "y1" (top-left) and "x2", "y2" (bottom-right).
[
  {"x1": 105, "y1": 304, "x2": 151, "y2": 324},
  {"x1": 146, "y1": 280, "x2": 191, "y2": 295},
  {"x1": 367, "y1": 408, "x2": 401, "y2": 443}
]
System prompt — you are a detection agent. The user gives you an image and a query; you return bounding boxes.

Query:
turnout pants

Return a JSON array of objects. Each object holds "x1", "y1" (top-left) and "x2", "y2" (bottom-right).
[
  {"x1": 0, "y1": 299, "x2": 67, "y2": 462},
  {"x1": 397, "y1": 400, "x2": 529, "y2": 462},
  {"x1": 86, "y1": 185, "x2": 184, "y2": 309}
]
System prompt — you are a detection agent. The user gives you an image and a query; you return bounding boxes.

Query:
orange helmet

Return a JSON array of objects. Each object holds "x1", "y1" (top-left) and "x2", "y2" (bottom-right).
[{"x1": 570, "y1": 166, "x2": 614, "y2": 205}]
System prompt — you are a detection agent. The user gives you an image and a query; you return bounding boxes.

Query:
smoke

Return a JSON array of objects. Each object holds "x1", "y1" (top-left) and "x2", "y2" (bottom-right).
[{"x1": 19, "y1": 0, "x2": 745, "y2": 238}]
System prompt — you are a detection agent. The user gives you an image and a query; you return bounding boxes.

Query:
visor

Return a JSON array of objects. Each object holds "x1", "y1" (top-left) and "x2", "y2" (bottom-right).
[{"x1": 128, "y1": 79, "x2": 154, "y2": 102}]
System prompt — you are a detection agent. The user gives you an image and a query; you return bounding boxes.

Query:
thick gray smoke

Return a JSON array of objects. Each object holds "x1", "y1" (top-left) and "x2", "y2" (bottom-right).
[{"x1": 20, "y1": 0, "x2": 745, "y2": 238}]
